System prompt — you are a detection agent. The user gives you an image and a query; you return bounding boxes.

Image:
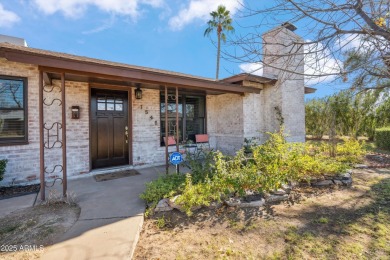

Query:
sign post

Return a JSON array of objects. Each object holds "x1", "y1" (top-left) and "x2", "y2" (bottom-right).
[{"x1": 169, "y1": 152, "x2": 183, "y2": 174}]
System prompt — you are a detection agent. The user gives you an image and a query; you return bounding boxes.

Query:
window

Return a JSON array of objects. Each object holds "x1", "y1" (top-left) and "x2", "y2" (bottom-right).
[
  {"x1": 97, "y1": 96, "x2": 123, "y2": 111},
  {"x1": 0, "y1": 76, "x2": 28, "y2": 145},
  {"x1": 160, "y1": 93, "x2": 205, "y2": 145}
]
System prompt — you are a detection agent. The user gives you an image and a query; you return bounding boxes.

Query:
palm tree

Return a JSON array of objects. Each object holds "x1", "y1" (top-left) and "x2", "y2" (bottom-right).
[{"x1": 204, "y1": 5, "x2": 234, "y2": 80}]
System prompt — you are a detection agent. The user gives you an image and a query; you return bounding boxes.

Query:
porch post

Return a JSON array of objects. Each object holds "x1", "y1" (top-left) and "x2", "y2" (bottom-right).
[
  {"x1": 175, "y1": 87, "x2": 179, "y2": 152},
  {"x1": 165, "y1": 85, "x2": 169, "y2": 174},
  {"x1": 61, "y1": 73, "x2": 67, "y2": 197},
  {"x1": 39, "y1": 71, "x2": 45, "y2": 201},
  {"x1": 175, "y1": 86, "x2": 179, "y2": 172}
]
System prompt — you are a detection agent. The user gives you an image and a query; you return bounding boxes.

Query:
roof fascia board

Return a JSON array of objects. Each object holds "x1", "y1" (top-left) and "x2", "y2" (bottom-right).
[{"x1": 2, "y1": 49, "x2": 260, "y2": 94}]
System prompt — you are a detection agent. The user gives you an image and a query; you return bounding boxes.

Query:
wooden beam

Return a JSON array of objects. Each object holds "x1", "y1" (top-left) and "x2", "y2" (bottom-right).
[
  {"x1": 42, "y1": 72, "x2": 52, "y2": 85},
  {"x1": 61, "y1": 73, "x2": 67, "y2": 198},
  {"x1": 39, "y1": 71, "x2": 45, "y2": 201}
]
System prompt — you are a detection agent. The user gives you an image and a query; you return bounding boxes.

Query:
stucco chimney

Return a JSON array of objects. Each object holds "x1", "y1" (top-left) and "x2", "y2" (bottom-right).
[{"x1": 262, "y1": 23, "x2": 305, "y2": 142}]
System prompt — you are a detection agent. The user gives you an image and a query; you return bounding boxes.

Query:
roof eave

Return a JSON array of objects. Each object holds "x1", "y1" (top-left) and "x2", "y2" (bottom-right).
[{"x1": 0, "y1": 46, "x2": 260, "y2": 95}]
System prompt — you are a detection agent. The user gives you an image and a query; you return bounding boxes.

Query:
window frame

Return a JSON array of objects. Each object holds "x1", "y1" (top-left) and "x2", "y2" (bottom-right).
[
  {"x1": 0, "y1": 75, "x2": 28, "y2": 146},
  {"x1": 160, "y1": 92, "x2": 206, "y2": 146}
]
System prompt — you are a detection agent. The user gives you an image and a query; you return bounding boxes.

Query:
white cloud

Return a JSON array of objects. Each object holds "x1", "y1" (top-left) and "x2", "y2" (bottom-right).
[
  {"x1": 82, "y1": 15, "x2": 116, "y2": 34},
  {"x1": 33, "y1": 0, "x2": 165, "y2": 19},
  {"x1": 239, "y1": 62, "x2": 263, "y2": 76},
  {"x1": 304, "y1": 41, "x2": 342, "y2": 85},
  {"x1": 0, "y1": 4, "x2": 20, "y2": 28},
  {"x1": 169, "y1": 0, "x2": 243, "y2": 31},
  {"x1": 338, "y1": 34, "x2": 362, "y2": 50}
]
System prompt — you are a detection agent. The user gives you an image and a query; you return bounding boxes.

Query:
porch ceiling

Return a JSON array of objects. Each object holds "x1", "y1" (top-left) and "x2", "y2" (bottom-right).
[{"x1": 0, "y1": 43, "x2": 260, "y2": 95}]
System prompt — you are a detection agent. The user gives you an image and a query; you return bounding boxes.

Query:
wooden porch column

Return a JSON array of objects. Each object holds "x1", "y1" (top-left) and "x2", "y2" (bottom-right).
[
  {"x1": 61, "y1": 73, "x2": 67, "y2": 197},
  {"x1": 39, "y1": 71, "x2": 45, "y2": 201},
  {"x1": 175, "y1": 86, "x2": 179, "y2": 152},
  {"x1": 175, "y1": 86, "x2": 179, "y2": 172},
  {"x1": 165, "y1": 85, "x2": 169, "y2": 174}
]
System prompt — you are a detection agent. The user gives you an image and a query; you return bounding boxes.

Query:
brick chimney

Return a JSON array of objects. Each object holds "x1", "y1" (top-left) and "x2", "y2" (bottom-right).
[{"x1": 262, "y1": 23, "x2": 305, "y2": 142}]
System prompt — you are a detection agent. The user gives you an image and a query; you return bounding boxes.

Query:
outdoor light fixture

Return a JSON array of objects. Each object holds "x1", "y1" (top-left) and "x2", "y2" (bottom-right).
[
  {"x1": 71, "y1": 106, "x2": 80, "y2": 119},
  {"x1": 135, "y1": 84, "x2": 142, "y2": 99}
]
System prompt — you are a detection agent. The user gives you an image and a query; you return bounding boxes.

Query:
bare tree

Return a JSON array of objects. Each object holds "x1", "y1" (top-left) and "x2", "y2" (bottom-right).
[{"x1": 227, "y1": 0, "x2": 390, "y2": 90}]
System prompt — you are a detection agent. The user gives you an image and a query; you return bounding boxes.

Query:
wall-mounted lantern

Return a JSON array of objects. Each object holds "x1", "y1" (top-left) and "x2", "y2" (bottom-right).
[
  {"x1": 135, "y1": 84, "x2": 142, "y2": 99},
  {"x1": 71, "y1": 106, "x2": 80, "y2": 119}
]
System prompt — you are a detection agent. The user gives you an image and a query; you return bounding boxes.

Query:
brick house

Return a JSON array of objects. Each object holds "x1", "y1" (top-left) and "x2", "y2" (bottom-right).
[{"x1": 0, "y1": 24, "x2": 314, "y2": 187}]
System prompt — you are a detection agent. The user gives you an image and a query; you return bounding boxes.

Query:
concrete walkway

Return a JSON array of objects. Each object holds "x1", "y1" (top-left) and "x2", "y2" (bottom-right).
[
  {"x1": 39, "y1": 165, "x2": 169, "y2": 260},
  {"x1": 0, "y1": 164, "x2": 190, "y2": 259}
]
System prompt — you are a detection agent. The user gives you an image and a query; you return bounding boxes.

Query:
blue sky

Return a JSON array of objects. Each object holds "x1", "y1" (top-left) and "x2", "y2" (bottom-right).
[{"x1": 0, "y1": 0, "x2": 349, "y2": 99}]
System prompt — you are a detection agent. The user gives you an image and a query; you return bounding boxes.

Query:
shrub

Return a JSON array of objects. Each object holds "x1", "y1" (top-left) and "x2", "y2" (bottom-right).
[
  {"x1": 375, "y1": 127, "x2": 390, "y2": 150},
  {"x1": 0, "y1": 159, "x2": 7, "y2": 182},
  {"x1": 140, "y1": 173, "x2": 186, "y2": 205},
  {"x1": 186, "y1": 150, "x2": 215, "y2": 184},
  {"x1": 175, "y1": 174, "x2": 223, "y2": 216},
  {"x1": 335, "y1": 138, "x2": 365, "y2": 164},
  {"x1": 140, "y1": 129, "x2": 359, "y2": 216}
]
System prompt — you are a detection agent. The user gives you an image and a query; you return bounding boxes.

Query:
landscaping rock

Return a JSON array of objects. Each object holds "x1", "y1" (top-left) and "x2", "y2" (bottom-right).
[
  {"x1": 155, "y1": 198, "x2": 173, "y2": 212},
  {"x1": 281, "y1": 184, "x2": 292, "y2": 193},
  {"x1": 333, "y1": 180, "x2": 343, "y2": 186},
  {"x1": 240, "y1": 198, "x2": 265, "y2": 208},
  {"x1": 354, "y1": 164, "x2": 368, "y2": 169},
  {"x1": 311, "y1": 180, "x2": 334, "y2": 187},
  {"x1": 341, "y1": 178, "x2": 353, "y2": 186},
  {"x1": 209, "y1": 201, "x2": 223, "y2": 209},
  {"x1": 225, "y1": 197, "x2": 265, "y2": 208},
  {"x1": 168, "y1": 195, "x2": 182, "y2": 210},
  {"x1": 341, "y1": 172, "x2": 352, "y2": 180},
  {"x1": 266, "y1": 194, "x2": 289, "y2": 203},
  {"x1": 272, "y1": 188, "x2": 287, "y2": 195},
  {"x1": 225, "y1": 198, "x2": 241, "y2": 207}
]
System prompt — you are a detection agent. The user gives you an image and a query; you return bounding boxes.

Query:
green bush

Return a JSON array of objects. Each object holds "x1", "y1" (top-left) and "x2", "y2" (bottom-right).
[
  {"x1": 175, "y1": 174, "x2": 223, "y2": 216},
  {"x1": 0, "y1": 159, "x2": 7, "y2": 182},
  {"x1": 335, "y1": 138, "x2": 365, "y2": 164},
  {"x1": 375, "y1": 127, "x2": 390, "y2": 150},
  {"x1": 140, "y1": 129, "x2": 361, "y2": 216},
  {"x1": 140, "y1": 173, "x2": 186, "y2": 205}
]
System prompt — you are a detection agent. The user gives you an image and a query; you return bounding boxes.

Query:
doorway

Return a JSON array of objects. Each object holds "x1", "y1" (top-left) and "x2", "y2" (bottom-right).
[{"x1": 91, "y1": 88, "x2": 129, "y2": 168}]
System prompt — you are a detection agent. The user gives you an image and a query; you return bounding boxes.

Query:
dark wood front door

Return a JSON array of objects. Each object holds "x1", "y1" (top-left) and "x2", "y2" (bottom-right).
[{"x1": 91, "y1": 89, "x2": 129, "y2": 168}]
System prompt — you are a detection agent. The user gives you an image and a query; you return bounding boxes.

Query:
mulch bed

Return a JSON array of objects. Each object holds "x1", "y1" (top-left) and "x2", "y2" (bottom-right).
[
  {"x1": 0, "y1": 184, "x2": 40, "y2": 200},
  {"x1": 363, "y1": 153, "x2": 390, "y2": 168}
]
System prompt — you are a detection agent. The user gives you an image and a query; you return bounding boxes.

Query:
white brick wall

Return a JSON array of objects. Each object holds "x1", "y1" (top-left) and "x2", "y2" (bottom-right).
[
  {"x1": 206, "y1": 94, "x2": 244, "y2": 154},
  {"x1": 0, "y1": 58, "x2": 40, "y2": 184},
  {"x1": 0, "y1": 59, "x2": 89, "y2": 185}
]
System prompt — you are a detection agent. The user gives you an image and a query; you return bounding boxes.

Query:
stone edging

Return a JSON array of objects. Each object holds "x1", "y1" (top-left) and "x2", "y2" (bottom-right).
[{"x1": 154, "y1": 171, "x2": 353, "y2": 212}]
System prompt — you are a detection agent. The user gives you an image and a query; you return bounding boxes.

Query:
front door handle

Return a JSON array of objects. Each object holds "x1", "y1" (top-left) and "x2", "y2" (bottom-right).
[{"x1": 125, "y1": 126, "x2": 128, "y2": 144}]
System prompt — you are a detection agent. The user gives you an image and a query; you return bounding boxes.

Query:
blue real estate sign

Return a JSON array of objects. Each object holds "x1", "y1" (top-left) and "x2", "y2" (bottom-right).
[{"x1": 169, "y1": 152, "x2": 183, "y2": 165}]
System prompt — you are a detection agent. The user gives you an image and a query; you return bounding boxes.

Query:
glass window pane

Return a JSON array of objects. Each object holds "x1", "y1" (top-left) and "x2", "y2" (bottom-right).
[
  {"x1": 107, "y1": 98, "x2": 114, "y2": 103},
  {"x1": 106, "y1": 103, "x2": 115, "y2": 111},
  {"x1": 0, "y1": 79, "x2": 24, "y2": 108},
  {"x1": 115, "y1": 103, "x2": 123, "y2": 111},
  {"x1": 0, "y1": 110, "x2": 25, "y2": 138},
  {"x1": 97, "y1": 102, "x2": 106, "y2": 110},
  {"x1": 115, "y1": 98, "x2": 123, "y2": 104}
]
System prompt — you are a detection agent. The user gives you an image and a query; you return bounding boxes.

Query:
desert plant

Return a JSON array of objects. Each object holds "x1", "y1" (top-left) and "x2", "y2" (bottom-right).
[{"x1": 0, "y1": 159, "x2": 8, "y2": 182}]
